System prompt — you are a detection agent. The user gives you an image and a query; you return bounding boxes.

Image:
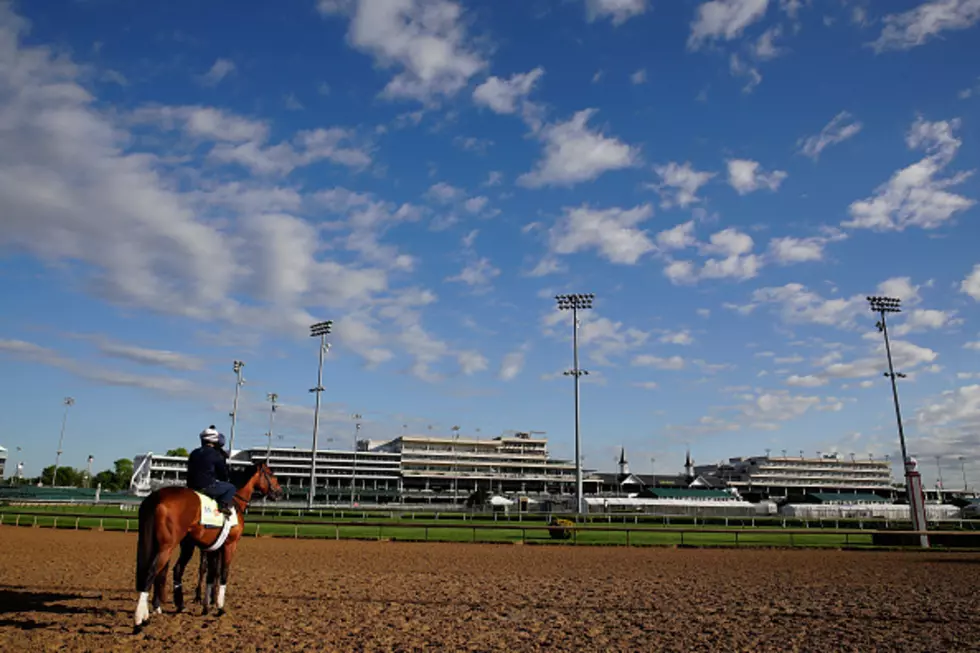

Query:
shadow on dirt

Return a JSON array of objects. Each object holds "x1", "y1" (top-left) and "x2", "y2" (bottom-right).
[{"x1": 0, "y1": 586, "x2": 120, "y2": 620}]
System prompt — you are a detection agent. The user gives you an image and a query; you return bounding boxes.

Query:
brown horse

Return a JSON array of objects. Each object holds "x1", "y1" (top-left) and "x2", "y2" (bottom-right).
[{"x1": 133, "y1": 461, "x2": 282, "y2": 631}]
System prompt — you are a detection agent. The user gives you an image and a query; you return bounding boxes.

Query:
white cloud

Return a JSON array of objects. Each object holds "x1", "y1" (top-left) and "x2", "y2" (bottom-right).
[
  {"x1": 585, "y1": 0, "x2": 648, "y2": 25},
  {"x1": 656, "y1": 221, "x2": 698, "y2": 250},
  {"x1": 499, "y1": 349, "x2": 526, "y2": 381},
  {"x1": 463, "y1": 196, "x2": 489, "y2": 214},
  {"x1": 768, "y1": 236, "x2": 825, "y2": 264},
  {"x1": 208, "y1": 126, "x2": 372, "y2": 176},
  {"x1": 702, "y1": 227, "x2": 754, "y2": 257},
  {"x1": 688, "y1": 0, "x2": 771, "y2": 50},
  {"x1": 96, "y1": 340, "x2": 203, "y2": 371},
  {"x1": 786, "y1": 374, "x2": 827, "y2": 388},
  {"x1": 542, "y1": 310, "x2": 648, "y2": 366},
  {"x1": 426, "y1": 181, "x2": 463, "y2": 203},
  {"x1": 961, "y1": 264, "x2": 980, "y2": 301},
  {"x1": 446, "y1": 257, "x2": 501, "y2": 290},
  {"x1": 965, "y1": 341, "x2": 980, "y2": 351},
  {"x1": 727, "y1": 159, "x2": 787, "y2": 194},
  {"x1": 870, "y1": 0, "x2": 980, "y2": 53},
  {"x1": 518, "y1": 109, "x2": 638, "y2": 188},
  {"x1": 728, "y1": 53, "x2": 762, "y2": 94},
  {"x1": 697, "y1": 308, "x2": 711, "y2": 318},
  {"x1": 844, "y1": 117, "x2": 975, "y2": 231},
  {"x1": 634, "y1": 381, "x2": 659, "y2": 390},
  {"x1": 473, "y1": 67, "x2": 544, "y2": 115},
  {"x1": 649, "y1": 162, "x2": 715, "y2": 208},
  {"x1": 632, "y1": 354, "x2": 686, "y2": 370},
  {"x1": 630, "y1": 68, "x2": 647, "y2": 84},
  {"x1": 753, "y1": 25, "x2": 784, "y2": 60},
  {"x1": 798, "y1": 111, "x2": 864, "y2": 160},
  {"x1": 877, "y1": 277, "x2": 922, "y2": 305},
  {"x1": 892, "y1": 309, "x2": 957, "y2": 336},
  {"x1": 960, "y1": 76, "x2": 980, "y2": 99},
  {"x1": 482, "y1": 171, "x2": 503, "y2": 187},
  {"x1": 548, "y1": 204, "x2": 655, "y2": 265},
  {"x1": 750, "y1": 284, "x2": 866, "y2": 328},
  {"x1": 457, "y1": 350, "x2": 488, "y2": 375},
  {"x1": 664, "y1": 260, "x2": 698, "y2": 285},
  {"x1": 318, "y1": 0, "x2": 485, "y2": 103},
  {"x1": 197, "y1": 58, "x2": 236, "y2": 87},
  {"x1": 660, "y1": 330, "x2": 695, "y2": 345},
  {"x1": 824, "y1": 340, "x2": 938, "y2": 379}
]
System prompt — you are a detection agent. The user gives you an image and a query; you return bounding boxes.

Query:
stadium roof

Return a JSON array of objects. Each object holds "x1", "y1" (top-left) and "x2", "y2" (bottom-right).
[
  {"x1": 809, "y1": 492, "x2": 888, "y2": 504},
  {"x1": 647, "y1": 488, "x2": 731, "y2": 500}
]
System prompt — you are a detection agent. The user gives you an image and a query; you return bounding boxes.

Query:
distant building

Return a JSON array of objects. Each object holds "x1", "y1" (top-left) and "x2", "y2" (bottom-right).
[
  {"x1": 0, "y1": 446, "x2": 6, "y2": 478},
  {"x1": 694, "y1": 452, "x2": 896, "y2": 500}
]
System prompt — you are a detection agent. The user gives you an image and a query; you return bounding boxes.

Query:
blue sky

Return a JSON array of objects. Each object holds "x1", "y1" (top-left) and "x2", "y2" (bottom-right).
[{"x1": 1, "y1": 0, "x2": 979, "y2": 487}]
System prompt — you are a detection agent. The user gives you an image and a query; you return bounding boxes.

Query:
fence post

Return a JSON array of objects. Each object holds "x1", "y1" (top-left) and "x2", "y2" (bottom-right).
[
  {"x1": 294, "y1": 524, "x2": 298, "y2": 539},
  {"x1": 124, "y1": 519, "x2": 128, "y2": 533},
  {"x1": 680, "y1": 530, "x2": 684, "y2": 546},
  {"x1": 789, "y1": 532, "x2": 794, "y2": 547},
  {"x1": 16, "y1": 515, "x2": 20, "y2": 527},
  {"x1": 734, "y1": 531, "x2": 739, "y2": 547},
  {"x1": 472, "y1": 526, "x2": 476, "y2": 543},
  {"x1": 424, "y1": 526, "x2": 429, "y2": 542},
  {"x1": 335, "y1": 524, "x2": 339, "y2": 540},
  {"x1": 626, "y1": 529, "x2": 631, "y2": 547},
  {"x1": 53, "y1": 517, "x2": 58, "y2": 529},
  {"x1": 255, "y1": 523, "x2": 261, "y2": 537},
  {"x1": 75, "y1": 517, "x2": 80, "y2": 530}
]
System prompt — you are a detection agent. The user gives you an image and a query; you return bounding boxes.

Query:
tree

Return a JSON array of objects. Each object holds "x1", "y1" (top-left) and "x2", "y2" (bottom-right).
[
  {"x1": 40, "y1": 465, "x2": 83, "y2": 487},
  {"x1": 93, "y1": 470, "x2": 117, "y2": 490},
  {"x1": 166, "y1": 447, "x2": 189, "y2": 457},
  {"x1": 113, "y1": 458, "x2": 134, "y2": 488}
]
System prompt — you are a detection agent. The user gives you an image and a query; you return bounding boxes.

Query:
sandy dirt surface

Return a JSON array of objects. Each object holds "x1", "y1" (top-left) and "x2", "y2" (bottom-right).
[{"x1": 1, "y1": 527, "x2": 978, "y2": 652}]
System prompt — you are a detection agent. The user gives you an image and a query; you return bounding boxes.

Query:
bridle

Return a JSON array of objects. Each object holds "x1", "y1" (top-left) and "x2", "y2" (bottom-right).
[{"x1": 233, "y1": 465, "x2": 280, "y2": 508}]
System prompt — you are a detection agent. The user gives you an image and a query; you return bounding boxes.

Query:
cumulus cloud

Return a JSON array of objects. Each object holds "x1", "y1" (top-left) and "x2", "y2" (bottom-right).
[
  {"x1": 518, "y1": 109, "x2": 638, "y2": 188},
  {"x1": 798, "y1": 111, "x2": 864, "y2": 160},
  {"x1": 632, "y1": 354, "x2": 686, "y2": 370},
  {"x1": 547, "y1": 204, "x2": 655, "y2": 265},
  {"x1": 869, "y1": 0, "x2": 980, "y2": 53},
  {"x1": 728, "y1": 53, "x2": 762, "y2": 94},
  {"x1": 585, "y1": 0, "x2": 648, "y2": 25},
  {"x1": 498, "y1": 349, "x2": 526, "y2": 381},
  {"x1": 688, "y1": 0, "x2": 771, "y2": 50},
  {"x1": 648, "y1": 162, "x2": 715, "y2": 208},
  {"x1": 844, "y1": 117, "x2": 975, "y2": 231},
  {"x1": 473, "y1": 67, "x2": 544, "y2": 115},
  {"x1": 96, "y1": 340, "x2": 203, "y2": 371},
  {"x1": 318, "y1": 0, "x2": 485, "y2": 103},
  {"x1": 727, "y1": 159, "x2": 787, "y2": 194},
  {"x1": 197, "y1": 58, "x2": 236, "y2": 87},
  {"x1": 768, "y1": 229, "x2": 847, "y2": 265},
  {"x1": 961, "y1": 264, "x2": 980, "y2": 301},
  {"x1": 657, "y1": 221, "x2": 698, "y2": 250},
  {"x1": 542, "y1": 310, "x2": 648, "y2": 366}
]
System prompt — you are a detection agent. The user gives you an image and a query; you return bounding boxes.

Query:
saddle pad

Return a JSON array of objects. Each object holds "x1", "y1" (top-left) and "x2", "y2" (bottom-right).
[{"x1": 196, "y1": 491, "x2": 236, "y2": 529}]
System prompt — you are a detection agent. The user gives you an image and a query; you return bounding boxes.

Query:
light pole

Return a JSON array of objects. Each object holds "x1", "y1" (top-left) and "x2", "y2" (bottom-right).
[
  {"x1": 86, "y1": 455, "x2": 94, "y2": 488},
  {"x1": 52, "y1": 397, "x2": 75, "y2": 487},
  {"x1": 308, "y1": 320, "x2": 332, "y2": 510},
  {"x1": 555, "y1": 292, "x2": 594, "y2": 516},
  {"x1": 350, "y1": 413, "x2": 362, "y2": 508},
  {"x1": 451, "y1": 425, "x2": 461, "y2": 504},
  {"x1": 959, "y1": 456, "x2": 968, "y2": 493},
  {"x1": 229, "y1": 360, "x2": 245, "y2": 453},
  {"x1": 935, "y1": 455, "x2": 944, "y2": 496},
  {"x1": 265, "y1": 393, "x2": 278, "y2": 462},
  {"x1": 868, "y1": 295, "x2": 928, "y2": 548}
]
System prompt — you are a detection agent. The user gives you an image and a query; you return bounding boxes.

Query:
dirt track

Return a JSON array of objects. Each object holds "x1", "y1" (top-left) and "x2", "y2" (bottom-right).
[{"x1": 1, "y1": 527, "x2": 979, "y2": 652}]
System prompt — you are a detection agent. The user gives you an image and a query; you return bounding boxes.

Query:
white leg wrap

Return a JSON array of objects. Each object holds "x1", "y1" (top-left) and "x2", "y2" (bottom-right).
[
  {"x1": 154, "y1": 606, "x2": 162, "y2": 614},
  {"x1": 217, "y1": 585, "x2": 226, "y2": 609},
  {"x1": 206, "y1": 583, "x2": 213, "y2": 603},
  {"x1": 135, "y1": 592, "x2": 149, "y2": 625}
]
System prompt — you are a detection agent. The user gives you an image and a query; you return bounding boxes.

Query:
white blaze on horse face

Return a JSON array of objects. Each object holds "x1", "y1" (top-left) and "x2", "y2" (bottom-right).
[
  {"x1": 135, "y1": 591, "x2": 149, "y2": 625},
  {"x1": 217, "y1": 584, "x2": 226, "y2": 609}
]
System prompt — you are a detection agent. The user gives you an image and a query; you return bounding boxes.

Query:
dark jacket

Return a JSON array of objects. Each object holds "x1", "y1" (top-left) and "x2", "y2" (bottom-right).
[{"x1": 187, "y1": 445, "x2": 229, "y2": 490}]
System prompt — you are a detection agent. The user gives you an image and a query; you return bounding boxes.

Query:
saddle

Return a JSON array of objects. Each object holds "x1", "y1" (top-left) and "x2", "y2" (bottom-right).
[
  {"x1": 195, "y1": 491, "x2": 237, "y2": 553},
  {"x1": 195, "y1": 491, "x2": 236, "y2": 529}
]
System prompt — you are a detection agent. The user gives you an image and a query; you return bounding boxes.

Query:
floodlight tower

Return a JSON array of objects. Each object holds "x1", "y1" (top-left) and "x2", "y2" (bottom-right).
[
  {"x1": 867, "y1": 295, "x2": 928, "y2": 548},
  {"x1": 308, "y1": 320, "x2": 333, "y2": 510},
  {"x1": 229, "y1": 361, "x2": 246, "y2": 453},
  {"x1": 52, "y1": 397, "x2": 75, "y2": 487},
  {"x1": 555, "y1": 292, "x2": 594, "y2": 516},
  {"x1": 265, "y1": 393, "x2": 279, "y2": 462},
  {"x1": 350, "y1": 413, "x2": 362, "y2": 508}
]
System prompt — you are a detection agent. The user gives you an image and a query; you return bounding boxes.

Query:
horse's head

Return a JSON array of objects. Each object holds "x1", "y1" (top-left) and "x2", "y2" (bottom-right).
[{"x1": 254, "y1": 461, "x2": 284, "y2": 501}]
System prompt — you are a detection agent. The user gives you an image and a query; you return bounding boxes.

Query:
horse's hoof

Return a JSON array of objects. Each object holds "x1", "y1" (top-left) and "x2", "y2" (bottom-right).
[
  {"x1": 201, "y1": 608, "x2": 209, "y2": 617},
  {"x1": 216, "y1": 609, "x2": 226, "y2": 618},
  {"x1": 133, "y1": 624, "x2": 144, "y2": 636}
]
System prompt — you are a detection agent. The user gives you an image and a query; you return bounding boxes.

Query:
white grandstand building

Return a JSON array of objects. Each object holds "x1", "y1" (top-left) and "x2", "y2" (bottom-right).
[{"x1": 131, "y1": 432, "x2": 584, "y2": 505}]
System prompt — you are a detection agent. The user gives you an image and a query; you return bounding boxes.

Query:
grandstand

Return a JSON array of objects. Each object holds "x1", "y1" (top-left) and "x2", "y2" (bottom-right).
[{"x1": 779, "y1": 492, "x2": 961, "y2": 521}]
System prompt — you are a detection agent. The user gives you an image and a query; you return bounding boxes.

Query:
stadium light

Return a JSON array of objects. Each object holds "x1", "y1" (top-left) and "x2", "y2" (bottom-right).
[
  {"x1": 350, "y1": 413, "x2": 362, "y2": 508},
  {"x1": 228, "y1": 361, "x2": 246, "y2": 453},
  {"x1": 308, "y1": 320, "x2": 333, "y2": 510},
  {"x1": 555, "y1": 292, "x2": 595, "y2": 516},
  {"x1": 867, "y1": 295, "x2": 928, "y2": 548},
  {"x1": 959, "y1": 456, "x2": 968, "y2": 493},
  {"x1": 265, "y1": 393, "x2": 278, "y2": 462},
  {"x1": 51, "y1": 397, "x2": 75, "y2": 487},
  {"x1": 935, "y1": 455, "x2": 944, "y2": 492}
]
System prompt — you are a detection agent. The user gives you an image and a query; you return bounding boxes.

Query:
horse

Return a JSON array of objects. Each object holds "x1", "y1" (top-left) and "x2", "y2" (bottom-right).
[{"x1": 133, "y1": 461, "x2": 282, "y2": 631}]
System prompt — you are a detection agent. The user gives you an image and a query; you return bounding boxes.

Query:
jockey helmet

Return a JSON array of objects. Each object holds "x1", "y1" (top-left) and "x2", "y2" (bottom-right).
[{"x1": 200, "y1": 425, "x2": 222, "y2": 445}]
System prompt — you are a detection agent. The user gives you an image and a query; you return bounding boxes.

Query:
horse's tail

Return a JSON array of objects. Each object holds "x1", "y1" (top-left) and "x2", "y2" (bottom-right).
[{"x1": 135, "y1": 493, "x2": 160, "y2": 592}]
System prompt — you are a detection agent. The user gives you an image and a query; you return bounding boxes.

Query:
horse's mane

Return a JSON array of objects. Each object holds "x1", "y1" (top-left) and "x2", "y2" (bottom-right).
[{"x1": 228, "y1": 461, "x2": 264, "y2": 488}]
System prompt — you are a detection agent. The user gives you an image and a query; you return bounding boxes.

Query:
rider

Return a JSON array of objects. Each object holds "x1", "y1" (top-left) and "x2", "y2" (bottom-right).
[{"x1": 187, "y1": 426, "x2": 235, "y2": 516}]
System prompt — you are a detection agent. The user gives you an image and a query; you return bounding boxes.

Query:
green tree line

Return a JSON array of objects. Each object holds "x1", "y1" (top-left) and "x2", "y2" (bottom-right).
[{"x1": 12, "y1": 458, "x2": 135, "y2": 491}]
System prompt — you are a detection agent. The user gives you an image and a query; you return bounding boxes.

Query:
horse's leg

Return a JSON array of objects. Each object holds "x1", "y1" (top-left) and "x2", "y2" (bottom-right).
[
  {"x1": 194, "y1": 548, "x2": 206, "y2": 603},
  {"x1": 151, "y1": 542, "x2": 174, "y2": 615},
  {"x1": 215, "y1": 540, "x2": 237, "y2": 616},
  {"x1": 172, "y1": 538, "x2": 195, "y2": 613},
  {"x1": 201, "y1": 550, "x2": 220, "y2": 616}
]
